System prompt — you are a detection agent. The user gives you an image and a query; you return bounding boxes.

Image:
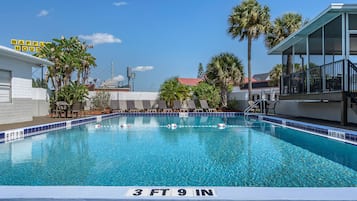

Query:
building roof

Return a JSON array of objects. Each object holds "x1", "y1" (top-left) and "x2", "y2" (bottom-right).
[
  {"x1": 242, "y1": 77, "x2": 257, "y2": 84},
  {"x1": 177, "y1": 78, "x2": 203, "y2": 86},
  {"x1": 253, "y1": 72, "x2": 270, "y2": 81},
  {"x1": 0, "y1": 45, "x2": 53, "y2": 66},
  {"x1": 268, "y1": 3, "x2": 357, "y2": 55}
]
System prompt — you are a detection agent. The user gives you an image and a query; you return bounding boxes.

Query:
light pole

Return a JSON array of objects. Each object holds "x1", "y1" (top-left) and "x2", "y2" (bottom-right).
[
  {"x1": 127, "y1": 67, "x2": 136, "y2": 91},
  {"x1": 131, "y1": 72, "x2": 136, "y2": 91}
]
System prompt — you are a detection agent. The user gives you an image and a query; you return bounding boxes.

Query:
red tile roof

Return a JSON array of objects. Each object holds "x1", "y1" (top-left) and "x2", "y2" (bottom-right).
[
  {"x1": 242, "y1": 77, "x2": 258, "y2": 84},
  {"x1": 177, "y1": 78, "x2": 203, "y2": 86}
]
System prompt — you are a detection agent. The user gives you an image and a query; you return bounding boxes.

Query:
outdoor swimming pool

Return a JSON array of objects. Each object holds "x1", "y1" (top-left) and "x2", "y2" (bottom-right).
[{"x1": 0, "y1": 115, "x2": 356, "y2": 187}]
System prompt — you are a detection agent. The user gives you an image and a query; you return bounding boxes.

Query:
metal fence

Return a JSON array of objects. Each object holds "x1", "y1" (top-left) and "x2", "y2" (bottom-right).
[{"x1": 281, "y1": 60, "x2": 344, "y2": 95}]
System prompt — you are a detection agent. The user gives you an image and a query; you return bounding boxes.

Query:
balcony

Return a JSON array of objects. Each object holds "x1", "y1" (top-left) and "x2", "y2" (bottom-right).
[{"x1": 280, "y1": 60, "x2": 354, "y2": 101}]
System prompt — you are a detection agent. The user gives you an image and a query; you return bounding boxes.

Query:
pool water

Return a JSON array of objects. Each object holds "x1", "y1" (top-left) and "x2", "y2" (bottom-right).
[{"x1": 0, "y1": 116, "x2": 356, "y2": 187}]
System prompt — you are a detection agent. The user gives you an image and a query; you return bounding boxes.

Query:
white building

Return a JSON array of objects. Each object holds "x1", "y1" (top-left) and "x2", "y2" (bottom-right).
[
  {"x1": 268, "y1": 3, "x2": 357, "y2": 125},
  {"x1": 0, "y1": 45, "x2": 53, "y2": 124}
]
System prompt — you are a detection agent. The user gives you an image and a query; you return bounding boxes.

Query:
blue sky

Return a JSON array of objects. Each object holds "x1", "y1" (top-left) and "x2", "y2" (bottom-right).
[{"x1": 1, "y1": 0, "x2": 356, "y2": 91}]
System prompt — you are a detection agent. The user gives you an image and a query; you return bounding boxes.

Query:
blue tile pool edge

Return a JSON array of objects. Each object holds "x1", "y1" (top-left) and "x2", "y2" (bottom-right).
[
  {"x1": 0, "y1": 114, "x2": 114, "y2": 143},
  {"x1": 258, "y1": 115, "x2": 357, "y2": 146},
  {"x1": 0, "y1": 112, "x2": 242, "y2": 143},
  {"x1": 0, "y1": 186, "x2": 357, "y2": 201},
  {"x1": 1, "y1": 112, "x2": 356, "y2": 146}
]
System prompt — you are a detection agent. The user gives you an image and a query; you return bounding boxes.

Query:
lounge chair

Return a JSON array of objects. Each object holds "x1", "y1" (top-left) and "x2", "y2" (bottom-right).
[
  {"x1": 110, "y1": 100, "x2": 124, "y2": 113},
  {"x1": 158, "y1": 100, "x2": 173, "y2": 112},
  {"x1": 199, "y1": 100, "x2": 217, "y2": 112},
  {"x1": 187, "y1": 100, "x2": 203, "y2": 112},
  {"x1": 265, "y1": 100, "x2": 278, "y2": 114},
  {"x1": 71, "y1": 102, "x2": 82, "y2": 118},
  {"x1": 173, "y1": 100, "x2": 189, "y2": 112},
  {"x1": 143, "y1": 100, "x2": 157, "y2": 112},
  {"x1": 127, "y1": 100, "x2": 140, "y2": 112},
  {"x1": 135, "y1": 100, "x2": 144, "y2": 112},
  {"x1": 118, "y1": 100, "x2": 128, "y2": 112}
]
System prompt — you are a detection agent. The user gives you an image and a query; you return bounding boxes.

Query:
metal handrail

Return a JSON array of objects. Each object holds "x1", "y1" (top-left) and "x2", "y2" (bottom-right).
[{"x1": 244, "y1": 99, "x2": 265, "y2": 115}]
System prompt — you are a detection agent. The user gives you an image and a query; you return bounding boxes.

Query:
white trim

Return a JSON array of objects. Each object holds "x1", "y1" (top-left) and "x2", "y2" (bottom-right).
[
  {"x1": 0, "y1": 45, "x2": 53, "y2": 67},
  {"x1": 0, "y1": 186, "x2": 357, "y2": 201},
  {"x1": 306, "y1": 37, "x2": 310, "y2": 93},
  {"x1": 268, "y1": 4, "x2": 357, "y2": 55}
]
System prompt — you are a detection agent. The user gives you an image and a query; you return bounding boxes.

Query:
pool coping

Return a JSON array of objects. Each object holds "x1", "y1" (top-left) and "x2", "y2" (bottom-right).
[
  {"x1": 0, "y1": 112, "x2": 239, "y2": 143},
  {"x1": 1, "y1": 186, "x2": 357, "y2": 200},
  {"x1": 253, "y1": 114, "x2": 357, "y2": 146}
]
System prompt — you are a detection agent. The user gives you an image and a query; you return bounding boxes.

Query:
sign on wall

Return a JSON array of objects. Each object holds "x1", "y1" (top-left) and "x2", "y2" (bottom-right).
[{"x1": 10, "y1": 39, "x2": 50, "y2": 53}]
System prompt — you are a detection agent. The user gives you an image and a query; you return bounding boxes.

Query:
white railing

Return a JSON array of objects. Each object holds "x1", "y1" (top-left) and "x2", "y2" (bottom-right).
[{"x1": 244, "y1": 99, "x2": 265, "y2": 115}]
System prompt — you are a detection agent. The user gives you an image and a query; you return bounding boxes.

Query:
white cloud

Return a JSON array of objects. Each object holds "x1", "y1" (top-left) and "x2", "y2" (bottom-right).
[
  {"x1": 113, "y1": 1, "x2": 127, "y2": 6},
  {"x1": 101, "y1": 75, "x2": 124, "y2": 87},
  {"x1": 132, "y1": 66, "x2": 154, "y2": 72},
  {"x1": 78, "y1": 33, "x2": 122, "y2": 45},
  {"x1": 37, "y1": 10, "x2": 49, "y2": 17},
  {"x1": 113, "y1": 74, "x2": 125, "y2": 82}
]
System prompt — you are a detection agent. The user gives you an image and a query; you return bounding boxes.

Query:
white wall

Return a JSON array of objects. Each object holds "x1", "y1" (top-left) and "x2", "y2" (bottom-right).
[
  {"x1": 89, "y1": 91, "x2": 159, "y2": 101},
  {"x1": 0, "y1": 56, "x2": 34, "y2": 124},
  {"x1": 275, "y1": 100, "x2": 357, "y2": 124},
  {"x1": 32, "y1": 88, "x2": 50, "y2": 116},
  {"x1": 0, "y1": 56, "x2": 33, "y2": 99},
  {"x1": 229, "y1": 88, "x2": 279, "y2": 111},
  {"x1": 32, "y1": 88, "x2": 49, "y2": 101}
]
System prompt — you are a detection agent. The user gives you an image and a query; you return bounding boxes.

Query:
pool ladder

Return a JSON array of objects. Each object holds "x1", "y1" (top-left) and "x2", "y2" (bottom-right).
[{"x1": 243, "y1": 99, "x2": 265, "y2": 120}]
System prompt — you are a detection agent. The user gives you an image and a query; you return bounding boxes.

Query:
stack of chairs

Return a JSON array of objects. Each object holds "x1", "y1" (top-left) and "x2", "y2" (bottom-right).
[
  {"x1": 199, "y1": 100, "x2": 217, "y2": 112},
  {"x1": 158, "y1": 100, "x2": 173, "y2": 112},
  {"x1": 187, "y1": 100, "x2": 203, "y2": 112}
]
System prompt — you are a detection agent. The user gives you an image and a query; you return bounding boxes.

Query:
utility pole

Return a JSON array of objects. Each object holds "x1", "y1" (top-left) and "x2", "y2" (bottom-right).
[{"x1": 111, "y1": 62, "x2": 114, "y2": 80}]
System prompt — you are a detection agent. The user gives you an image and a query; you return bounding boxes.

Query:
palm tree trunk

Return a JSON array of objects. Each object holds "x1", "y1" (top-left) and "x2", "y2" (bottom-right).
[
  {"x1": 248, "y1": 36, "x2": 252, "y2": 101},
  {"x1": 77, "y1": 69, "x2": 81, "y2": 84},
  {"x1": 221, "y1": 87, "x2": 228, "y2": 107}
]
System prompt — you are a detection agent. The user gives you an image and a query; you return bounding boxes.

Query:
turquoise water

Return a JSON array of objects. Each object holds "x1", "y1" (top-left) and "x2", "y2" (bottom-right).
[{"x1": 0, "y1": 116, "x2": 356, "y2": 187}]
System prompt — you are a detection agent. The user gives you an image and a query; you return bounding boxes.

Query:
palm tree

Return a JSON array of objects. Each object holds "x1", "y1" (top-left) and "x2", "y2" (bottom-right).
[
  {"x1": 265, "y1": 13, "x2": 305, "y2": 74},
  {"x1": 206, "y1": 53, "x2": 244, "y2": 107},
  {"x1": 36, "y1": 36, "x2": 96, "y2": 91},
  {"x1": 228, "y1": 0, "x2": 270, "y2": 101},
  {"x1": 269, "y1": 64, "x2": 282, "y2": 87},
  {"x1": 76, "y1": 42, "x2": 96, "y2": 84},
  {"x1": 159, "y1": 77, "x2": 191, "y2": 107},
  {"x1": 265, "y1": 13, "x2": 304, "y2": 48}
]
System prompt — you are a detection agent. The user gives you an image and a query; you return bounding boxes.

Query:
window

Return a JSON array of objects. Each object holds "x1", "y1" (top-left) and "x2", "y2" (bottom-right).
[{"x1": 0, "y1": 69, "x2": 11, "y2": 103}]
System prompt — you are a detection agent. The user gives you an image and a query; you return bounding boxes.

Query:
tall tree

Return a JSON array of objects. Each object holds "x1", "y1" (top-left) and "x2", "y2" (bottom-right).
[
  {"x1": 265, "y1": 13, "x2": 305, "y2": 74},
  {"x1": 76, "y1": 43, "x2": 96, "y2": 84},
  {"x1": 36, "y1": 36, "x2": 96, "y2": 92},
  {"x1": 265, "y1": 13, "x2": 304, "y2": 48},
  {"x1": 206, "y1": 53, "x2": 244, "y2": 107},
  {"x1": 197, "y1": 63, "x2": 204, "y2": 78},
  {"x1": 228, "y1": 0, "x2": 270, "y2": 101},
  {"x1": 269, "y1": 64, "x2": 282, "y2": 87}
]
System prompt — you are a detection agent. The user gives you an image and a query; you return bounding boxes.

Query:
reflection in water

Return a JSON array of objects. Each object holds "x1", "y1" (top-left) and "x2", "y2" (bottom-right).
[
  {"x1": 252, "y1": 122, "x2": 357, "y2": 172},
  {"x1": 0, "y1": 116, "x2": 356, "y2": 186},
  {"x1": 0, "y1": 127, "x2": 94, "y2": 185}
]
